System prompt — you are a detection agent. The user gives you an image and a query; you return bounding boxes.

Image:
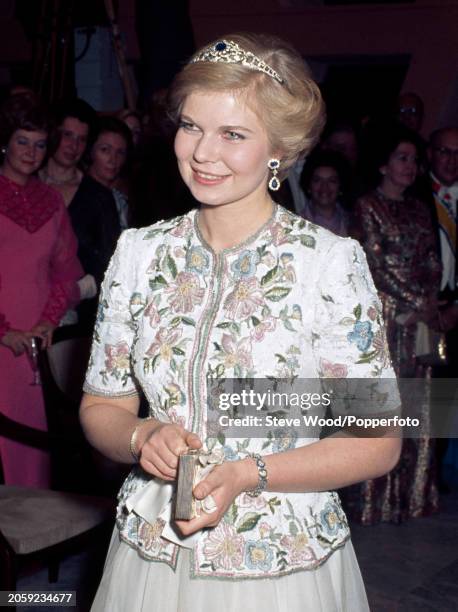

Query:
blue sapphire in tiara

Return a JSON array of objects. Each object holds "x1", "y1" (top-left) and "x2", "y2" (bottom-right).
[{"x1": 215, "y1": 42, "x2": 226, "y2": 52}]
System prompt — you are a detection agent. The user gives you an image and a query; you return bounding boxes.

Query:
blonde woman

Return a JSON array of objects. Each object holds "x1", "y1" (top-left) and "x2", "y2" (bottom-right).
[{"x1": 80, "y1": 33, "x2": 400, "y2": 611}]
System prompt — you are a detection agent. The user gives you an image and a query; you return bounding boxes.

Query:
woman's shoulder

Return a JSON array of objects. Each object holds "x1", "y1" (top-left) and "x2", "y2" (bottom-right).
[
  {"x1": 122, "y1": 210, "x2": 196, "y2": 243},
  {"x1": 276, "y1": 204, "x2": 357, "y2": 259}
]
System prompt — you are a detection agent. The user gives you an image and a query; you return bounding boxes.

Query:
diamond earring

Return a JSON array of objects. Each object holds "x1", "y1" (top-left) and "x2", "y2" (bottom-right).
[{"x1": 268, "y1": 159, "x2": 281, "y2": 191}]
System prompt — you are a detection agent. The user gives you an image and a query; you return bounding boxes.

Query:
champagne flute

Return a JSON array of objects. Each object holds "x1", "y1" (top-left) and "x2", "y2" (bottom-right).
[{"x1": 29, "y1": 337, "x2": 41, "y2": 386}]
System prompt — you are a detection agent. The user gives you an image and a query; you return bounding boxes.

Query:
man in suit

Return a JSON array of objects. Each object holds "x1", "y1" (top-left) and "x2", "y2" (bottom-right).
[
  {"x1": 429, "y1": 128, "x2": 458, "y2": 342},
  {"x1": 427, "y1": 127, "x2": 458, "y2": 491}
]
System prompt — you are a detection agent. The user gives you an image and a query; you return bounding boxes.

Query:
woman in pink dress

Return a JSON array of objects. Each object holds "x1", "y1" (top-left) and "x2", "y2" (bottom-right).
[{"x1": 0, "y1": 95, "x2": 83, "y2": 488}]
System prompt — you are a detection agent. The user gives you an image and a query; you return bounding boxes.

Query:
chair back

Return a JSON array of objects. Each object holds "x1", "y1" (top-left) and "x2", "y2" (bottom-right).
[
  {"x1": 45, "y1": 337, "x2": 92, "y2": 404},
  {"x1": 38, "y1": 328, "x2": 92, "y2": 492}
]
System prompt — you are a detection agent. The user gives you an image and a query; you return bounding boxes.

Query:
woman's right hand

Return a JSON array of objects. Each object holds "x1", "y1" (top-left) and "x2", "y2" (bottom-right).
[
  {"x1": 137, "y1": 421, "x2": 202, "y2": 481},
  {"x1": 0, "y1": 329, "x2": 32, "y2": 356}
]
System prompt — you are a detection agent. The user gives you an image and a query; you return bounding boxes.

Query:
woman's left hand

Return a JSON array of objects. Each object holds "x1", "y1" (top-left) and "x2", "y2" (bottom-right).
[
  {"x1": 175, "y1": 458, "x2": 256, "y2": 536},
  {"x1": 30, "y1": 321, "x2": 55, "y2": 349}
]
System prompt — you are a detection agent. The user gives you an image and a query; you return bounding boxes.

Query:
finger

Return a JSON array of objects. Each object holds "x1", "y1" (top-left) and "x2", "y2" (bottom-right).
[
  {"x1": 143, "y1": 450, "x2": 177, "y2": 479},
  {"x1": 175, "y1": 509, "x2": 220, "y2": 536},
  {"x1": 143, "y1": 428, "x2": 183, "y2": 462},
  {"x1": 185, "y1": 432, "x2": 202, "y2": 449},
  {"x1": 193, "y1": 470, "x2": 221, "y2": 500},
  {"x1": 157, "y1": 440, "x2": 185, "y2": 469},
  {"x1": 164, "y1": 437, "x2": 189, "y2": 460},
  {"x1": 140, "y1": 456, "x2": 175, "y2": 481}
]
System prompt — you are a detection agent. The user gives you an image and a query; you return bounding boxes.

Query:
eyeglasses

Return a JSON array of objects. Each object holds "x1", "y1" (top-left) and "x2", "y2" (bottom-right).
[{"x1": 433, "y1": 147, "x2": 458, "y2": 161}]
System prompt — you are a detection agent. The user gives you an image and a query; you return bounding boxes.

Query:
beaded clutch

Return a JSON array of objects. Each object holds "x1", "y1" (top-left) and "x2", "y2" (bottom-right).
[{"x1": 174, "y1": 448, "x2": 224, "y2": 520}]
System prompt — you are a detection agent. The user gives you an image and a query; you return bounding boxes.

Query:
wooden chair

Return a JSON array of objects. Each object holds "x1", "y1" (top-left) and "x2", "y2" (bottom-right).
[
  {"x1": 0, "y1": 327, "x2": 117, "y2": 593},
  {"x1": 0, "y1": 484, "x2": 113, "y2": 591}
]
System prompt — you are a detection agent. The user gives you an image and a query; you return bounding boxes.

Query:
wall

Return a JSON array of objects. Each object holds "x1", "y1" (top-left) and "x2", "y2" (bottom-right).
[{"x1": 119, "y1": 0, "x2": 457, "y2": 134}]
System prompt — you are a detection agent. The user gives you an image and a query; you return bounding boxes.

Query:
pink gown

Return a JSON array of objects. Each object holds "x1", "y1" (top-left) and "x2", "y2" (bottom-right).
[{"x1": 0, "y1": 175, "x2": 82, "y2": 488}]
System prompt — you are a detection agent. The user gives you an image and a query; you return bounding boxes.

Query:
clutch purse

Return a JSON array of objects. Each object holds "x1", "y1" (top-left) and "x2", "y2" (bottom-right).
[
  {"x1": 415, "y1": 321, "x2": 447, "y2": 366},
  {"x1": 174, "y1": 448, "x2": 224, "y2": 520}
]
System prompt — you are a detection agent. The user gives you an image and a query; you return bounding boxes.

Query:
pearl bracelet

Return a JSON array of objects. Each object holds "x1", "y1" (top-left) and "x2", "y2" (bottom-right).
[
  {"x1": 129, "y1": 416, "x2": 154, "y2": 462},
  {"x1": 246, "y1": 453, "x2": 268, "y2": 497}
]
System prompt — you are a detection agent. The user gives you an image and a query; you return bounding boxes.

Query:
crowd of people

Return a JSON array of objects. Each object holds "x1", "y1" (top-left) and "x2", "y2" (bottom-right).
[{"x1": 0, "y1": 30, "x2": 457, "y2": 611}]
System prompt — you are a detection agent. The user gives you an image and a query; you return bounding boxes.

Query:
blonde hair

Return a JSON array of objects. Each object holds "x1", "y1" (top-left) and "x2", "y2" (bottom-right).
[{"x1": 168, "y1": 32, "x2": 325, "y2": 179}]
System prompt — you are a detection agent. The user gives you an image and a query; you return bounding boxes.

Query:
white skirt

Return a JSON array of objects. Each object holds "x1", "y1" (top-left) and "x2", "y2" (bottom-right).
[{"x1": 91, "y1": 529, "x2": 369, "y2": 612}]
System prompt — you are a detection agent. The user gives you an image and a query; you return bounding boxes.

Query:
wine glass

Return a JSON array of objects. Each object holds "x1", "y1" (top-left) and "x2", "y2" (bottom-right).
[{"x1": 29, "y1": 337, "x2": 41, "y2": 386}]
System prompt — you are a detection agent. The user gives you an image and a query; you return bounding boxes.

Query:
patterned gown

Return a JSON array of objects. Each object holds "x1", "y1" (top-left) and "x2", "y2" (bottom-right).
[
  {"x1": 344, "y1": 189, "x2": 442, "y2": 524},
  {"x1": 84, "y1": 205, "x2": 399, "y2": 611}
]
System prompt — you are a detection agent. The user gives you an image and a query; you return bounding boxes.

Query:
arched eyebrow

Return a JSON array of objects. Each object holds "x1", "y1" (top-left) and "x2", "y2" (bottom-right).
[
  {"x1": 179, "y1": 113, "x2": 255, "y2": 134},
  {"x1": 220, "y1": 125, "x2": 255, "y2": 134}
]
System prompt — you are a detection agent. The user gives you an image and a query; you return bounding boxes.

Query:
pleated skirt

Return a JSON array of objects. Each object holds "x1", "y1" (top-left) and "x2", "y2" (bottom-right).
[{"x1": 91, "y1": 529, "x2": 369, "y2": 612}]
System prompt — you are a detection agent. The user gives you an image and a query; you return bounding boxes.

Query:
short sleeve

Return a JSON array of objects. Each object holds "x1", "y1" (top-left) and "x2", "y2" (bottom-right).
[
  {"x1": 312, "y1": 238, "x2": 400, "y2": 416},
  {"x1": 84, "y1": 230, "x2": 139, "y2": 397},
  {"x1": 40, "y1": 201, "x2": 83, "y2": 325}
]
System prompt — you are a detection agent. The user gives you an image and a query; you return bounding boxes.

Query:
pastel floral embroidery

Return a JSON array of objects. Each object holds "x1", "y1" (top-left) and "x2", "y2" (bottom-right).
[
  {"x1": 280, "y1": 253, "x2": 293, "y2": 265},
  {"x1": 347, "y1": 320, "x2": 374, "y2": 352},
  {"x1": 185, "y1": 245, "x2": 210, "y2": 274},
  {"x1": 280, "y1": 533, "x2": 315, "y2": 565},
  {"x1": 220, "y1": 334, "x2": 253, "y2": 371},
  {"x1": 250, "y1": 316, "x2": 276, "y2": 342},
  {"x1": 258, "y1": 521, "x2": 271, "y2": 539},
  {"x1": 372, "y1": 327, "x2": 391, "y2": 368},
  {"x1": 138, "y1": 519, "x2": 165, "y2": 552},
  {"x1": 144, "y1": 300, "x2": 160, "y2": 327},
  {"x1": 202, "y1": 522, "x2": 244, "y2": 570},
  {"x1": 262, "y1": 252, "x2": 276, "y2": 268},
  {"x1": 367, "y1": 305, "x2": 378, "y2": 321},
  {"x1": 319, "y1": 358, "x2": 349, "y2": 378},
  {"x1": 272, "y1": 428, "x2": 298, "y2": 453},
  {"x1": 291, "y1": 304, "x2": 302, "y2": 320},
  {"x1": 320, "y1": 502, "x2": 341, "y2": 536},
  {"x1": 167, "y1": 407, "x2": 186, "y2": 428},
  {"x1": 231, "y1": 250, "x2": 260, "y2": 279},
  {"x1": 169, "y1": 215, "x2": 192, "y2": 237},
  {"x1": 282, "y1": 263, "x2": 296, "y2": 284},
  {"x1": 164, "y1": 383, "x2": 185, "y2": 408},
  {"x1": 174, "y1": 246, "x2": 186, "y2": 258},
  {"x1": 223, "y1": 445, "x2": 238, "y2": 461},
  {"x1": 270, "y1": 222, "x2": 290, "y2": 246},
  {"x1": 238, "y1": 492, "x2": 268, "y2": 510},
  {"x1": 85, "y1": 208, "x2": 396, "y2": 578},
  {"x1": 104, "y1": 341, "x2": 130, "y2": 376},
  {"x1": 245, "y1": 540, "x2": 273, "y2": 571},
  {"x1": 146, "y1": 327, "x2": 182, "y2": 363},
  {"x1": 224, "y1": 277, "x2": 264, "y2": 320},
  {"x1": 165, "y1": 271, "x2": 204, "y2": 313}
]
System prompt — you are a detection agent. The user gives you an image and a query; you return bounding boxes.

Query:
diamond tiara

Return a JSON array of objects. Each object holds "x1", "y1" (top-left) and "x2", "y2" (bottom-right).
[{"x1": 191, "y1": 40, "x2": 285, "y2": 85}]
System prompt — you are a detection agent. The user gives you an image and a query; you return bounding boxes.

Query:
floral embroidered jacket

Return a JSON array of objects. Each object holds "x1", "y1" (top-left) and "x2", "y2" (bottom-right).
[{"x1": 84, "y1": 205, "x2": 396, "y2": 579}]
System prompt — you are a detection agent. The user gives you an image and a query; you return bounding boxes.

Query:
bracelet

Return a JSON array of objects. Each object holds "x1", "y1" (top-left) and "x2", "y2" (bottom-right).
[
  {"x1": 129, "y1": 416, "x2": 154, "y2": 462},
  {"x1": 246, "y1": 453, "x2": 268, "y2": 497}
]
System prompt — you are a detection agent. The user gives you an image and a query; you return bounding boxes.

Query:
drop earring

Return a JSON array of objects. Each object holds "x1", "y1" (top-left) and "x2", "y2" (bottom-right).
[{"x1": 268, "y1": 158, "x2": 281, "y2": 191}]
